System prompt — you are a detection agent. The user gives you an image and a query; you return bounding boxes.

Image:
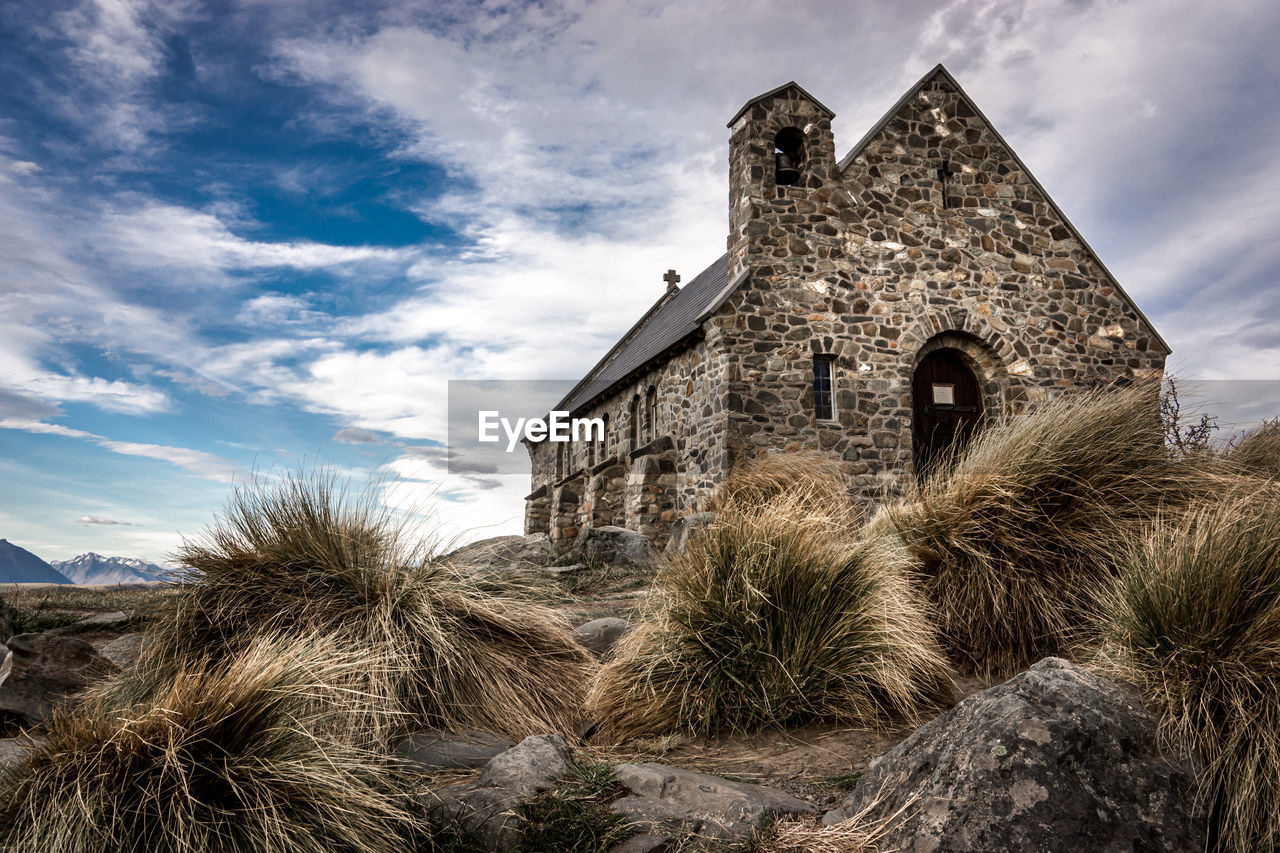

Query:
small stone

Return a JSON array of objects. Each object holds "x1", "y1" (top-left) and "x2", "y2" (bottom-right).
[
  {"x1": 571, "y1": 618, "x2": 632, "y2": 659},
  {"x1": 75, "y1": 611, "x2": 130, "y2": 628},
  {"x1": 394, "y1": 729, "x2": 515, "y2": 772},
  {"x1": 477, "y1": 734, "x2": 575, "y2": 797},
  {"x1": 613, "y1": 762, "x2": 817, "y2": 840}
]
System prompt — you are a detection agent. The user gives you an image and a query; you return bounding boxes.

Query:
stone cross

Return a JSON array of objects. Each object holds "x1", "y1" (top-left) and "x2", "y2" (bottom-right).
[{"x1": 663, "y1": 269, "x2": 681, "y2": 292}]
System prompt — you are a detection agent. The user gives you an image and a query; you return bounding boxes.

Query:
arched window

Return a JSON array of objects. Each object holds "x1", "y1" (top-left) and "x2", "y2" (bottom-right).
[
  {"x1": 774, "y1": 127, "x2": 805, "y2": 186},
  {"x1": 629, "y1": 394, "x2": 641, "y2": 450},
  {"x1": 645, "y1": 386, "x2": 658, "y2": 443},
  {"x1": 556, "y1": 443, "x2": 564, "y2": 481},
  {"x1": 601, "y1": 412, "x2": 610, "y2": 458}
]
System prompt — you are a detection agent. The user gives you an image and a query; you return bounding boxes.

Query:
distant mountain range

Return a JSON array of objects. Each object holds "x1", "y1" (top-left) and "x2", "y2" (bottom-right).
[
  {"x1": 0, "y1": 540, "x2": 171, "y2": 585},
  {"x1": 50, "y1": 553, "x2": 172, "y2": 585}
]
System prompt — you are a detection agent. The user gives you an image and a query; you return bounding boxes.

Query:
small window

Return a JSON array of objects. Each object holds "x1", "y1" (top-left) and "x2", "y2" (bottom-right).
[
  {"x1": 645, "y1": 386, "x2": 658, "y2": 443},
  {"x1": 813, "y1": 356, "x2": 835, "y2": 420},
  {"x1": 556, "y1": 443, "x2": 564, "y2": 480},
  {"x1": 629, "y1": 394, "x2": 641, "y2": 450}
]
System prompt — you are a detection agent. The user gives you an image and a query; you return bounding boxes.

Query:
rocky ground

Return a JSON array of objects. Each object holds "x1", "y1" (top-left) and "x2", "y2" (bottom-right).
[{"x1": 0, "y1": 530, "x2": 1207, "y2": 851}]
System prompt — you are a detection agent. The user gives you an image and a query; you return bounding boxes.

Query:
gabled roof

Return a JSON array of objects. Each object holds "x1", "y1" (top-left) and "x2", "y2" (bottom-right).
[
  {"x1": 837, "y1": 63, "x2": 1170, "y2": 353},
  {"x1": 727, "y1": 81, "x2": 835, "y2": 128},
  {"x1": 556, "y1": 256, "x2": 740, "y2": 413},
  {"x1": 558, "y1": 67, "x2": 1170, "y2": 417}
]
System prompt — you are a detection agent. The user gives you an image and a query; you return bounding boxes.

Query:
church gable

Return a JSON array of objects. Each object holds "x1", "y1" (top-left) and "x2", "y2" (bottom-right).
[{"x1": 835, "y1": 65, "x2": 1168, "y2": 354}]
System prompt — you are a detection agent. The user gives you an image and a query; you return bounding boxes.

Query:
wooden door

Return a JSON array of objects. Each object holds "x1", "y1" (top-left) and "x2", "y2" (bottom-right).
[{"x1": 912, "y1": 349, "x2": 983, "y2": 476}]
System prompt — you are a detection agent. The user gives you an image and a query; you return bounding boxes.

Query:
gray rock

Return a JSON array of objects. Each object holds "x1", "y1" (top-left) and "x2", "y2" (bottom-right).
[
  {"x1": 613, "y1": 762, "x2": 817, "y2": 841},
  {"x1": 664, "y1": 512, "x2": 718, "y2": 555},
  {"x1": 74, "y1": 610, "x2": 130, "y2": 627},
  {"x1": 394, "y1": 728, "x2": 514, "y2": 772},
  {"x1": 570, "y1": 526, "x2": 654, "y2": 568},
  {"x1": 571, "y1": 617, "x2": 632, "y2": 659},
  {"x1": 0, "y1": 632, "x2": 119, "y2": 723},
  {"x1": 609, "y1": 832, "x2": 672, "y2": 853},
  {"x1": 0, "y1": 735, "x2": 41, "y2": 771},
  {"x1": 98, "y1": 632, "x2": 144, "y2": 669},
  {"x1": 428, "y1": 783, "x2": 523, "y2": 851},
  {"x1": 444, "y1": 534, "x2": 557, "y2": 571},
  {"x1": 824, "y1": 658, "x2": 1204, "y2": 852},
  {"x1": 477, "y1": 733, "x2": 575, "y2": 797},
  {"x1": 547, "y1": 562, "x2": 592, "y2": 576}
]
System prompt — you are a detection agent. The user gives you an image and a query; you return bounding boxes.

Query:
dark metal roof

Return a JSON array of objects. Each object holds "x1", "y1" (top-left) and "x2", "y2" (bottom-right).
[
  {"x1": 836, "y1": 63, "x2": 1171, "y2": 354},
  {"x1": 556, "y1": 256, "x2": 732, "y2": 413},
  {"x1": 727, "y1": 81, "x2": 835, "y2": 128}
]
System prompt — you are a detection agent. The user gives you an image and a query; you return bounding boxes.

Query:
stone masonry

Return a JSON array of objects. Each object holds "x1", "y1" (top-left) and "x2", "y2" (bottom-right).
[{"x1": 526, "y1": 65, "x2": 1168, "y2": 547}]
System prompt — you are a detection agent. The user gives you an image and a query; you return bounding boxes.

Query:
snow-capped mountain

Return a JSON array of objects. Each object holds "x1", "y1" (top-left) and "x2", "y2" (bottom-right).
[
  {"x1": 0, "y1": 539, "x2": 73, "y2": 584},
  {"x1": 49, "y1": 553, "x2": 172, "y2": 585}
]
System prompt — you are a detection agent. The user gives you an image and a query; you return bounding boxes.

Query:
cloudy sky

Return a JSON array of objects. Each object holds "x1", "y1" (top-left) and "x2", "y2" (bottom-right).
[{"x1": 1, "y1": 0, "x2": 1278, "y2": 564}]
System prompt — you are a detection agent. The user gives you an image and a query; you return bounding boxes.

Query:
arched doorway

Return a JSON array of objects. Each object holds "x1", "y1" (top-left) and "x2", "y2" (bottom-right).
[{"x1": 912, "y1": 348, "x2": 984, "y2": 476}]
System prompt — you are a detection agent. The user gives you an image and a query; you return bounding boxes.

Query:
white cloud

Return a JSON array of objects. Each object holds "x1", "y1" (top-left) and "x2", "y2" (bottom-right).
[
  {"x1": 0, "y1": 418, "x2": 243, "y2": 483},
  {"x1": 76, "y1": 515, "x2": 140, "y2": 526}
]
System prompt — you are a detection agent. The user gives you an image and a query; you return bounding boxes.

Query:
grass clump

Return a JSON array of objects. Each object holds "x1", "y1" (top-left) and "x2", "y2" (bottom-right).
[
  {"x1": 586, "y1": 479, "x2": 954, "y2": 742},
  {"x1": 110, "y1": 473, "x2": 595, "y2": 743},
  {"x1": 1228, "y1": 418, "x2": 1280, "y2": 479},
  {"x1": 708, "y1": 451, "x2": 859, "y2": 521},
  {"x1": 1094, "y1": 487, "x2": 1280, "y2": 853},
  {"x1": 514, "y1": 762, "x2": 634, "y2": 852},
  {"x1": 870, "y1": 382, "x2": 1213, "y2": 677},
  {"x1": 0, "y1": 634, "x2": 425, "y2": 853}
]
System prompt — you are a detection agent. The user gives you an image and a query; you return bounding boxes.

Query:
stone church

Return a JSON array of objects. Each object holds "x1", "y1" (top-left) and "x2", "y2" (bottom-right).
[{"x1": 524, "y1": 64, "x2": 1168, "y2": 547}]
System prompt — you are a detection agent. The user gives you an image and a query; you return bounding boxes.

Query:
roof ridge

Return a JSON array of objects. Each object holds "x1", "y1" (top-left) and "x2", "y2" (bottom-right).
[{"x1": 727, "y1": 81, "x2": 836, "y2": 128}]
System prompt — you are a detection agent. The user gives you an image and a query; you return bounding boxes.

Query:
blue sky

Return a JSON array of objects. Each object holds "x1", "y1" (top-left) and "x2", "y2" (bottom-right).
[{"x1": 1, "y1": 0, "x2": 1279, "y2": 564}]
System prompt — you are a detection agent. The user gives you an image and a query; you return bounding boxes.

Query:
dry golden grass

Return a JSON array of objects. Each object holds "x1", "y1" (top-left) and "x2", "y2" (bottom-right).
[
  {"x1": 102, "y1": 473, "x2": 596, "y2": 744},
  {"x1": 707, "y1": 450, "x2": 861, "y2": 522},
  {"x1": 869, "y1": 382, "x2": 1220, "y2": 677},
  {"x1": 586, "y1": 478, "x2": 954, "y2": 742},
  {"x1": 0, "y1": 634, "x2": 425, "y2": 853},
  {"x1": 1094, "y1": 485, "x2": 1280, "y2": 853},
  {"x1": 1228, "y1": 419, "x2": 1280, "y2": 480}
]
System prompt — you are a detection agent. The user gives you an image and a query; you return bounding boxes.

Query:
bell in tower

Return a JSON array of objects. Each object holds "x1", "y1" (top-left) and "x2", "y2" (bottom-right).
[{"x1": 774, "y1": 127, "x2": 805, "y2": 186}]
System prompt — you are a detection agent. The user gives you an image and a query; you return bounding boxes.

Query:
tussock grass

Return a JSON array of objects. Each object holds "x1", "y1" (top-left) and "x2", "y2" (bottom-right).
[
  {"x1": 708, "y1": 451, "x2": 860, "y2": 521},
  {"x1": 1094, "y1": 486, "x2": 1280, "y2": 853},
  {"x1": 107, "y1": 474, "x2": 595, "y2": 743},
  {"x1": 0, "y1": 634, "x2": 425, "y2": 853},
  {"x1": 1228, "y1": 418, "x2": 1280, "y2": 479},
  {"x1": 586, "y1": 481, "x2": 954, "y2": 742},
  {"x1": 869, "y1": 382, "x2": 1216, "y2": 676}
]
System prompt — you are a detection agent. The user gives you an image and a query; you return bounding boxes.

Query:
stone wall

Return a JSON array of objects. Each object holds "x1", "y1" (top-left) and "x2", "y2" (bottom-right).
[
  {"x1": 717, "y1": 73, "x2": 1167, "y2": 507},
  {"x1": 524, "y1": 334, "x2": 733, "y2": 546}
]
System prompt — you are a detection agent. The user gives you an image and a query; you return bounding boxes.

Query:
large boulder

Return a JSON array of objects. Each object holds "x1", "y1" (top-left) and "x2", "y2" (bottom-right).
[
  {"x1": 0, "y1": 632, "x2": 120, "y2": 723},
  {"x1": 98, "y1": 632, "x2": 145, "y2": 669},
  {"x1": 571, "y1": 617, "x2": 632, "y2": 659},
  {"x1": 444, "y1": 534, "x2": 557, "y2": 571},
  {"x1": 824, "y1": 657, "x2": 1204, "y2": 852},
  {"x1": 569, "y1": 526, "x2": 654, "y2": 568},
  {"x1": 612, "y1": 762, "x2": 817, "y2": 842}
]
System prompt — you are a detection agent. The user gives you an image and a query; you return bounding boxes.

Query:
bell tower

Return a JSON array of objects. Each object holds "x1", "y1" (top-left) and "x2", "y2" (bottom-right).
[{"x1": 726, "y1": 81, "x2": 837, "y2": 281}]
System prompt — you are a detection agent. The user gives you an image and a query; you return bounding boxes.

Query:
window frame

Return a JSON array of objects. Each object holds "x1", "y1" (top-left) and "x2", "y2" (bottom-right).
[{"x1": 813, "y1": 355, "x2": 836, "y2": 421}]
